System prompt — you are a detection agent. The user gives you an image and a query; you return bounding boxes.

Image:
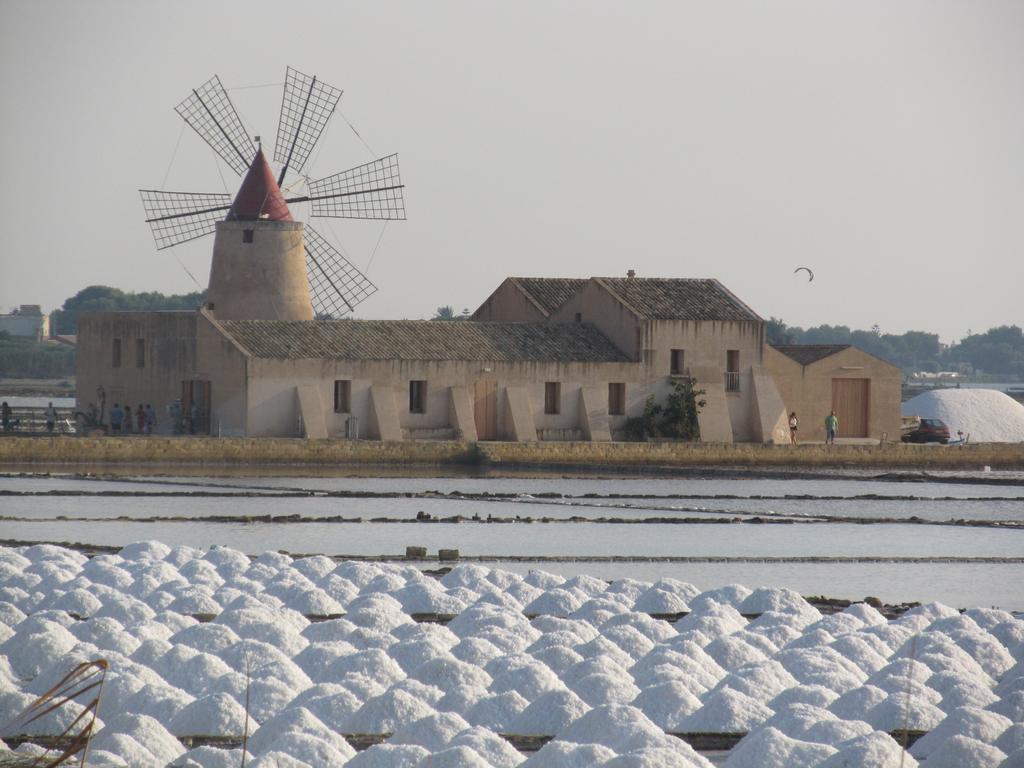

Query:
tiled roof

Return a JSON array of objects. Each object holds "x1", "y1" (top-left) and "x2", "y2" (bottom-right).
[
  {"x1": 771, "y1": 344, "x2": 851, "y2": 365},
  {"x1": 511, "y1": 278, "x2": 588, "y2": 316},
  {"x1": 596, "y1": 278, "x2": 762, "y2": 322},
  {"x1": 220, "y1": 319, "x2": 631, "y2": 363}
]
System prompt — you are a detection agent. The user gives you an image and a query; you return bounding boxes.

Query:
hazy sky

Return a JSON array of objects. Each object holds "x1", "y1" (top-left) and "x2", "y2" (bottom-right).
[{"x1": 1, "y1": 1, "x2": 1021, "y2": 343}]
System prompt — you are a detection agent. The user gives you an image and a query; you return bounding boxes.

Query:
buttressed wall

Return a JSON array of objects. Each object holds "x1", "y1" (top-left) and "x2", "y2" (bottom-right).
[{"x1": 207, "y1": 220, "x2": 312, "y2": 321}]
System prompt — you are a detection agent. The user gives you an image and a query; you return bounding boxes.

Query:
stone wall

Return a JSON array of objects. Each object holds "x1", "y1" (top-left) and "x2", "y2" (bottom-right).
[{"x1": 1, "y1": 436, "x2": 1021, "y2": 470}]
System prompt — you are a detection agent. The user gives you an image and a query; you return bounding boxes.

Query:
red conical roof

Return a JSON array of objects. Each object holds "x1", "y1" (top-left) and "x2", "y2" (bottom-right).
[{"x1": 226, "y1": 148, "x2": 293, "y2": 222}]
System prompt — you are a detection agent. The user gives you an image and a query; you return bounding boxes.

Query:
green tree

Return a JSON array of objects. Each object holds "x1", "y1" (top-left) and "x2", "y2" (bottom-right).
[
  {"x1": 624, "y1": 378, "x2": 706, "y2": 441},
  {"x1": 432, "y1": 305, "x2": 457, "y2": 321},
  {"x1": 51, "y1": 286, "x2": 206, "y2": 334}
]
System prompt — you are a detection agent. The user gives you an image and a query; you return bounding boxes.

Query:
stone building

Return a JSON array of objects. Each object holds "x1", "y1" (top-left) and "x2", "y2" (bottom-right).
[
  {"x1": 764, "y1": 344, "x2": 902, "y2": 442},
  {"x1": 77, "y1": 274, "x2": 900, "y2": 443},
  {"x1": 0, "y1": 305, "x2": 49, "y2": 341},
  {"x1": 76, "y1": 148, "x2": 899, "y2": 441}
]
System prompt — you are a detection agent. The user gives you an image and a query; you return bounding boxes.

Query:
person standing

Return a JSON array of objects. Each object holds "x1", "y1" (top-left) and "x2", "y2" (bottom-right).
[
  {"x1": 110, "y1": 403, "x2": 124, "y2": 434},
  {"x1": 136, "y1": 404, "x2": 146, "y2": 433},
  {"x1": 45, "y1": 402, "x2": 57, "y2": 433},
  {"x1": 145, "y1": 404, "x2": 156, "y2": 435},
  {"x1": 189, "y1": 400, "x2": 200, "y2": 435},
  {"x1": 122, "y1": 401, "x2": 133, "y2": 434},
  {"x1": 789, "y1": 412, "x2": 799, "y2": 444},
  {"x1": 825, "y1": 410, "x2": 839, "y2": 445},
  {"x1": 1, "y1": 402, "x2": 11, "y2": 432}
]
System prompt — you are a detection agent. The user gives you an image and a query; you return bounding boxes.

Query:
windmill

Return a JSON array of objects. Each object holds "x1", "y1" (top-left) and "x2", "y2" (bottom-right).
[{"x1": 139, "y1": 67, "x2": 405, "y2": 320}]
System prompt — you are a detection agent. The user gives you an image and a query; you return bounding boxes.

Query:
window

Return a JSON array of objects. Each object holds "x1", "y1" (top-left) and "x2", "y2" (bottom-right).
[
  {"x1": 243, "y1": 229, "x2": 254, "y2": 243},
  {"x1": 670, "y1": 349, "x2": 685, "y2": 375},
  {"x1": 608, "y1": 383, "x2": 625, "y2": 415},
  {"x1": 136, "y1": 339, "x2": 145, "y2": 368},
  {"x1": 409, "y1": 380, "x2": 427, "y2": 413},
  {"x1": 112, "y1": 338, "x2": 121, "y2": 368},
  {"x1": 574, "y1": 312, "x2": 582, "y2": 323},
  {"x1": 544, "y1": 382, "x2": 561, "y2": 414},
  {"x1": 334, "y1": 380, "x2": 351, "y2": 413},
  {"x1": 725, "y1": 349, "x2": 740, "y2": 392}
]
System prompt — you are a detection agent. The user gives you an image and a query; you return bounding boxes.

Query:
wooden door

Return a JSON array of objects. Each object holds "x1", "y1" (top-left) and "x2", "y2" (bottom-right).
[
  {"x1": 832, "y1": 378, "x2": 869, "y2": 437},
  {"x1": 182, "y1": 380, "x2": 212, "y2": 435},
  {"x1": 473, "y1": 380, "x2": 498, "y2": 440}
]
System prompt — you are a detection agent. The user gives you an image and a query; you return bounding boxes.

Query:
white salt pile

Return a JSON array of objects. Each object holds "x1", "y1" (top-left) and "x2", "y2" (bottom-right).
[
  {"x1": 902, "y1": 388, "x2": 1024, "y2": 442},
  {"x1": 2, "y1": 541, "x2": 1023, "y2": 767}
]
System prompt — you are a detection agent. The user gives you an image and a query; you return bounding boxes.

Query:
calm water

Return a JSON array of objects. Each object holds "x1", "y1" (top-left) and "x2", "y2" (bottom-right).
[{"x1": 1, "y1": 470, "x2": 1021, "y2": 610}]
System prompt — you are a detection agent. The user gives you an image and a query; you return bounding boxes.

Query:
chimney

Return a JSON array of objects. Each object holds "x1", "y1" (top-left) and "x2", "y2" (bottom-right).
[{"x1": 626, "y1": 269, "x2": 636, "y2": 279}]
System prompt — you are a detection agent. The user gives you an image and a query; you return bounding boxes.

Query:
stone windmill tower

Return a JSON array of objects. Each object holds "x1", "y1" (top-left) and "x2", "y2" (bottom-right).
[{"x1": 139, "y1": 68, "x2": 406, "y2": 320}]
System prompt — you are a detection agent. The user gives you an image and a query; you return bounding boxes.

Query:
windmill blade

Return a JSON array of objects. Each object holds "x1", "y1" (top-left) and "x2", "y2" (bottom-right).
[
  {"x1": 298, "y1": 154, "x2": 406, "y2": 220},
  {"x1": 274, "y1": 67, "x2": 343, "y2": 185},
  {"x1": 304, "y1": 224, "x2": 377, "y2": 317},
  {"x1": 139, "y1": 189, "x2": 232, "y2": 250},
  {"x1": 175, "y1": 75, "x2": 257, "y2": 176}
]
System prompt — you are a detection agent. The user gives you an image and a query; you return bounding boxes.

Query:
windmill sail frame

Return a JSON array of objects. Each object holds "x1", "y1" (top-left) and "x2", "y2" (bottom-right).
[
  {"x1": 274, "y1": 67, "x2": 343, "y2": 185},
  {"x1": 139, "y1": 190, "x2": 232, "y2": 250},
  {"x1": 175, "y1": 75, "x2": 257, "y2": 176},
  {"x1": 142, "y1": 68, "x2": 399, "y2": 315}
]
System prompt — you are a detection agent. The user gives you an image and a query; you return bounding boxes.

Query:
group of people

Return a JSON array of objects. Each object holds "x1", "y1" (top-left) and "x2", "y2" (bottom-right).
[
  {"x1": 2, "y1": 401, "x2": 62, "y2": 433},
  {"x1": 788, "y1": 410, "x2": 840, "y2": 444},
  {"x1": 108, "y1": 402, "x2": 157, "y2": 435}
]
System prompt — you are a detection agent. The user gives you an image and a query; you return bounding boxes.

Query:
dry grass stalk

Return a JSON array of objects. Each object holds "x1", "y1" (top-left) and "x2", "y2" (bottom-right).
[{"x1": 0, "y1": 660, "x2": 108, "y2": 768}]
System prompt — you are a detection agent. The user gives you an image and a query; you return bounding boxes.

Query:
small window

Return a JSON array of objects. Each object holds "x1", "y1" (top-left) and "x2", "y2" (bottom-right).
[
  {"x1": 670, "y1": 349, "x2": 685, "y2": 375},
  {"x1": 334, "y1": 380, "x2": 351, "y2": 413},
  {"x1": 409, "y1": 380, "x2": 427, "y2": 414},
  {"x1": 544, "y1": 382, "x2": 561, "y2": 415},
  {"x1": 574, "y1": 312, "x2": 582, "y2": 323},
  {"x1": 242, "y1": 229, "x2": 254, "y2": 243},
  {"x1": 135, "y1": 339, "x2": 145, "y2": 368},
  {"x1": 608, "y1": 383, "x2": 625, "y2": 416},
  {"x1": 725, "y1": 349, "x2": 740, "y2": 392},
  {"x1": 112, "y1": 338, "x2": 122, "y2": 368}
]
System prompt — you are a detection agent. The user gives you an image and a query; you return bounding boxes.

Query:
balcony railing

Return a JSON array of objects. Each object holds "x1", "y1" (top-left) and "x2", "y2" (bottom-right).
[{"x1": 724, "y1": 371, "x2": 741, "y2": 392}]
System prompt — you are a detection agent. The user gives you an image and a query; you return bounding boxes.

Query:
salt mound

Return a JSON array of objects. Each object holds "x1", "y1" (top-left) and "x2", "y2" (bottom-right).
[
  {"x1": 389, "y1": 711, "x2": 471, "y2": 751},
  {"x1": 507, "y1": 689, "x2": 591, "y2": 736},
  {"x1": 176, "y1": 746, "x2": 251, "y2": 768},
  {"x1": 245, "y1": 707, "x2": 352, "y2": 759},
  {"x1": 489, "y1": 657, "x2": 566, "y2": 701},
  {"x1": 414, "y1": 745, "x2": 494, "y2": 767},
  {"x1": 346, "y1": 743, "x2": 430, "y2": 768},
  {"x1": 557, "y1": 704, "x2": 689, "y2": 756},
  {"x1": 247, "y1": 750, "x2": 312, "y2": 767},
  {"x1": 632, "y1": 587, "x2": 690, "y2": 615},
  {"x1": 910, "y1": 705, "x2": 1013, "y2": 759},
  {"x1": 677, "y1": 688, "x2": 774, "y2": 733},
  {"x1": 816, "y1": 731, "x2": 919, "y2": 768},
  {"x1": 409, "y1": 655, "x2": 491, "y2": 694},
  {"x1": 923, "y1": 734, "x2": 1007, "y2": 767},
  {"x1": 464, "y1": 690, "x2": 529, "y2": 731},
  {"x1": 723, "y1": 727, "x2": 837, "y2": 767},
  {"x1": 903, "y1": 388, "x2": 1024, "y2": 442},
  {"x1": 632, "y1": 681, "x2": 703, "y2": 731},
  {"x1": 520, "y1": 741, "x2": 617, "y2": 767},
  {"x1": 449, "y1": 726, "x2": 525, "y2": 768},
  {"x1": 95, "y1": 713, "x2": 186, "y2": 765},
  {"x1": 864, "y1": 691, "x2": 947, "y2": 731},
  {"x1": 342, "y1": 688, "x2": 437, "y2": 734},
  {"x1": 168, "y1": 692, "x2": 252, "y2": 737},
  {"x1": 569, "y1": 672, "x2": 641, "y2": 707}
]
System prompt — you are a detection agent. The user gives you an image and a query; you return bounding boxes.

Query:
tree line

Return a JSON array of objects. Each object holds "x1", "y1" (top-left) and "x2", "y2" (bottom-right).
[
  {"x1": 767, "y1": 319, "x2": 1024, "y2": 377},
  {"x1": 1, "y1": 286, "x2": 205, "y2": 379}
]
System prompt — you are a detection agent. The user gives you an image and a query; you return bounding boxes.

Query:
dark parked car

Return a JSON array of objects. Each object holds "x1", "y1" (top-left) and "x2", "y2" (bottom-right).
[{"x1": 902, "y1": 418, "x2": 951, "y2": 444}]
